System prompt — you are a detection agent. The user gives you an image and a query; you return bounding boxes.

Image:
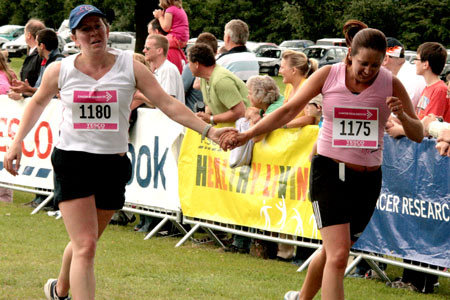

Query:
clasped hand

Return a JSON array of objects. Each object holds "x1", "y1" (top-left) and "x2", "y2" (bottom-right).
[{"x1": 217, "y1": 130, "x2": 248, "y2": 151}]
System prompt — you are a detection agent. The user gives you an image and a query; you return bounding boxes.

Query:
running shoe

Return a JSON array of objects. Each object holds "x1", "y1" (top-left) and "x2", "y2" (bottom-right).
[
  {"x1": 284, "y1": 291, "x2": 300, "y2": 300},
  {"x1": 44, "y1": 279, "x2": 71, "y2": 300}
]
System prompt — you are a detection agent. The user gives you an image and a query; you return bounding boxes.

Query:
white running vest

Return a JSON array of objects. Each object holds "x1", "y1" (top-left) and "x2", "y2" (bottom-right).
[{"x1": 57, "y1": 48, "x2": 136, "y2": 154}]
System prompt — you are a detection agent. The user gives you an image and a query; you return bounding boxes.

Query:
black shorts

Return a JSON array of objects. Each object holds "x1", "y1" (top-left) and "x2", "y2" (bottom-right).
[
  {"x1": 51, "y1": 148, "x2": 132, "y2": 210},
  {"x1": 309, "y1": 155, "x2": 382, "y2": 241}
]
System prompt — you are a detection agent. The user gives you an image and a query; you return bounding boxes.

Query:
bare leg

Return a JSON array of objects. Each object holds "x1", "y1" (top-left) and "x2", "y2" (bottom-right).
[
  {"x1": 57, "y1": 196, "x2": 115, "y2": 300},
  {"x1": 299, "y1": 248, "x2": 326, "y2": 300},
  {"x1": 55, "y1": 242, "x2": 72, "y2": 297},
  {"x1": 320, "y1": 224, "x2": 351, "y2": 300}
]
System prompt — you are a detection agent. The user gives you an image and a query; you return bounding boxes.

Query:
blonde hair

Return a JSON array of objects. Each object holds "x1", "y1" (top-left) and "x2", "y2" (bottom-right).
[
  {"x1": 247, "y1": 75, "x2": 280, "y2": 105},
  {"x1": 0, "y1": 51, "x2": 14, "y2": 83},
  {"x1": 282, "y1": 50, "x2": 318, "y2": 78},
  {"x1": 160, "y1": 0, "x2": 182, "y2": 9},
  {"x1": 133, "y1": 53, "x2": 151, "y2": 70}
]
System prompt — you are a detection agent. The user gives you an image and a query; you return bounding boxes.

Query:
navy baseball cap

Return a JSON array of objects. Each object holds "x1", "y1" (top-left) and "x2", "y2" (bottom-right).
[{"x1": 69, "y1": 4, "x2": 106, "y2": 30}]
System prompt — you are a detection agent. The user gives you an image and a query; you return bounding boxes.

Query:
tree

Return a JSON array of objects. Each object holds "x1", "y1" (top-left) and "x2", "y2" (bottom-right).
[
  {"x1": 399, "y1": 0, "x2": 450, "y2": 49},
  {"x1": 340, "y1": 0, "x2": 400, "y2": 41},
  {"x1": 134, "y1": 0, "x2": 158, "y2": 53}
]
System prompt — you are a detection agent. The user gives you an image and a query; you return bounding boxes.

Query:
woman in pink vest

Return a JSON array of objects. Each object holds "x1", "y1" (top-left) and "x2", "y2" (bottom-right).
[{"x1": 223, "y1": 28, "x2": 423, "y2": 300}]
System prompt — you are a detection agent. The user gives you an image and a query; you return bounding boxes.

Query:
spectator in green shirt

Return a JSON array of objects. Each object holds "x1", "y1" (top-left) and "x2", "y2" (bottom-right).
[{"x1": 188, "y1": 43, "x2": 249, "y2": 125}]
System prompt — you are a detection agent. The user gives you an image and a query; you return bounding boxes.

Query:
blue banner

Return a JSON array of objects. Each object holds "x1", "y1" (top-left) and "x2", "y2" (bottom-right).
[{"x1": 353, "y1": 135, "x2": 450, "y2": 268}]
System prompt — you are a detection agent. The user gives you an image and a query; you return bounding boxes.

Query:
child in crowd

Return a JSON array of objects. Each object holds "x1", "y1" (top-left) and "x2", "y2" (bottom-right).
[
  {"x1": 153, "y1": 0, "x2": 189, "y2": 73},
  {"x1": 0, "y1": 51, "x2": 17, "y2": 95},
  {"x1": 0, "y1": 50, "x2": 16, "y2": 203},
  {"x1": 387, "y1": 42, "x2": 449, "y2": 138}
]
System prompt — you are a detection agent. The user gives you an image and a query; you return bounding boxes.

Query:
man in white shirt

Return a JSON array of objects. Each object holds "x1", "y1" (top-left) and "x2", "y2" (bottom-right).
[
  {"x1": 144, "y1": 34, "x2": 185, "y2": 104},
  {"x1": 383, "y1": 37, "x2": 426, "y2": 109},
  {"x1": 216, "y1": 19, "x2": 259, "y2": 82}
]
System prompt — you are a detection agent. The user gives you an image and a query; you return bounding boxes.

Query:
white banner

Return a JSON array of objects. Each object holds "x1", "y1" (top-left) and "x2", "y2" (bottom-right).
[
  {"x1": 125, "y1": 108, "x2": 184, "y2": 212},
  {"x1": 0, "y1": 95, "x2": 184, "y2": 213},
  {"x1": 0, "y1": 95, "x2": 61, "y2": 189}
]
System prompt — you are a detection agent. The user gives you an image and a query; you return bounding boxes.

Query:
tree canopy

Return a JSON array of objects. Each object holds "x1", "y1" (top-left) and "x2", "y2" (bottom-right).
[{"x1": 1, "y1": 0, "x2": 449, "y2": 51}]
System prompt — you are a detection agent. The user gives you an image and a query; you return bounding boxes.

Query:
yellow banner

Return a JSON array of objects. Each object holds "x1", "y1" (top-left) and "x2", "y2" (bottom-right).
[{"x1": 178, "y1": 126, "x2": 321, "y2": 239}]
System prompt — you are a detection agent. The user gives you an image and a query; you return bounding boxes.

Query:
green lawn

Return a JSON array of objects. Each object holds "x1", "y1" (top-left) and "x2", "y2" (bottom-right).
[
  {"x1": 0, "y1": 191, "x2": 448, "y2": 300},
  {"x1": 9, "y1": 56, "x2": 24, "y2": 78}
]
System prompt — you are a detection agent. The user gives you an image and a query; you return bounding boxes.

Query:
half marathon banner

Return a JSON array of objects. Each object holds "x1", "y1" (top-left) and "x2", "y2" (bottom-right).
[
  {"x1": 178, "y1": 126, "x2": 321, "y2": 239},
  {"x1": 0, "y1": 95, "x2": 60, "y2": 189},
  {"x1": 354, "y1": 136, "x2": 450, "y2": 268}
]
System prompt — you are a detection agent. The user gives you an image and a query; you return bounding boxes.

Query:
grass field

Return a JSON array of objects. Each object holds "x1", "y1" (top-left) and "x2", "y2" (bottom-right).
[{"x1": 0, "y1": 192, "x2": 448, "y2": 300}]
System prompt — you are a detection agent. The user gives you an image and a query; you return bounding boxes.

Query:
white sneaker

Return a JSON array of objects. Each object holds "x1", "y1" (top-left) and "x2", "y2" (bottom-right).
[
  {"x1": 44, "y1": 279, "x2": 71, "y2": 300},
  {"x1": 284, "y1": 291, "x2": 300, "y2": 300}
]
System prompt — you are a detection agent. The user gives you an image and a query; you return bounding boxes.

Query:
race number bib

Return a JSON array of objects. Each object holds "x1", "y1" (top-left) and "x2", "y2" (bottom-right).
[
  {"x1": 332, "y1": 106, "x2": 378, "y2": 149},
  {"x1": 72, "y1": 90, "x2": 119, "y2": 131}
]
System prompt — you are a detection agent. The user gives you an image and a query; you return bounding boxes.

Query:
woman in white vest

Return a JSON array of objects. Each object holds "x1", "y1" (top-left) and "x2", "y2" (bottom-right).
[{"x1": 3, "y1": 4, "x2": 226, "y2": 300}]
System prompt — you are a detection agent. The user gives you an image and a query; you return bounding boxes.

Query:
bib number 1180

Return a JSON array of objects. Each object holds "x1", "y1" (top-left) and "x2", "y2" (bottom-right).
[
  {"x1": 79, "y1": 104, "x2": 111, "y2": 119},
  {"x1": 339, "y1": 120, "x2": 371, "y2": 136}
]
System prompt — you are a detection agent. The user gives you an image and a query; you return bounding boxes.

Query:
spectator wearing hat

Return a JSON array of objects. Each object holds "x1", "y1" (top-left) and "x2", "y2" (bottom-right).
[{"x1": 383, "y1": 37, "x2": 425, "y2": 109}]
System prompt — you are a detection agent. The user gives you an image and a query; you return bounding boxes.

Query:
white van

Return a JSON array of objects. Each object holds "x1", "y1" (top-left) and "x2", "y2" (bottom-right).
[
  {"x1": 107, "y1": 32, "x2": 136, "y2": 51},
  {"x1": 316, "y1": 38, "x2": 346, "y2": 47}
]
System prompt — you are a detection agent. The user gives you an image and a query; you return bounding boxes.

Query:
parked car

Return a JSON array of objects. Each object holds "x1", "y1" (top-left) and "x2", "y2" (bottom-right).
[
  {"x1": 303, "y1": 45, "x2": 348, "y2": 68},
  {"x1": 2, "y1": 34, "x2": 27, "y2": 57},
  {"x1": 247, "y1": 41, "x2": 279, "y2": 54},
  {"x1": 184, "y1": 37, "x2": 224, "y2": 55},
  {"x1": 279, "y1": 39, "x2": 314, "y2": 52},
  {"x1": 404, "y1": 50, "x2": 417, "y2": 64},
  {"x1": 57, "y1": 19, "x2": 70, "y2": 33},
  {"x1": 256, "y1": 48, "x2": 282, "y2": 76},
  {"x1": 316, "y1": 38, "x2": 346, "y2": 47},
  {"x1": 107, "y1": 32, "x2": 136, "y2": 51},
  {"x1": 0, "y1": 36, "x2": 8, "y2": 47},
  {"x1": 0, "y1": 25, "x2": 24, "y2": 41},
  {"x1": 440, "y1": 50, "x2": 450, "y2": 81},
  {"x1": 63, "y1": 32, "x2": 136, "y2": 55},
  {"x1": 63, "y1": 41, "x2": 78, "y2": 56}
]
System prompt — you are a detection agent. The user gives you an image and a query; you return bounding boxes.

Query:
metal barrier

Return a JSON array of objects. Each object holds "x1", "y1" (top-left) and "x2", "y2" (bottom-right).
[
  {"x1": 0, "y1": 182, "x2": 53, "y2": 215},
  {"x1": 177, "y1": 216, "x2": 450, "y2": 283}
]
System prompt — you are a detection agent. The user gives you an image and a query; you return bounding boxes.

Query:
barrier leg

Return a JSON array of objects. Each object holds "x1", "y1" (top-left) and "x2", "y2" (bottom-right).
[
  {"x1": 366, "y1": 258, "x2": 390, "y2": 282},
  {"x1": 144, "y1": 216, "x2": 169, "y2": 240},
  {"x1": 204, "y1": 227, "x2": 226, "y2": 248},
  {"x1": 175, "y1": 223, "x2": 200, "y2": 248},
  {"x1": 297, "y1": 246, "x2": 322, "y2": 272},
  {"x1": 31, "y1": 193, "x2": 54, "y2": 215},
  {"x1": 344, "y1": 255, "x2": 363, "y2": 277},
  {"x1": 171, "y1": 220, "x2": 196, "y2": 242}
]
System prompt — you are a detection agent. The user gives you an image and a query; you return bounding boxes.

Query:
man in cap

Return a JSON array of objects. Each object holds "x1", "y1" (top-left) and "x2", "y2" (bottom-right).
[{"x1": 383, "y1": 37, "x2": 425, "y2": 109}]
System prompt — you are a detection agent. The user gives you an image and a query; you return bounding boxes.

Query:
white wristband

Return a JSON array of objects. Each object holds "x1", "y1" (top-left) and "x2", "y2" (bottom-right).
[{"x1": 428, "y1": 120, "x2": 450, "y2": 138}]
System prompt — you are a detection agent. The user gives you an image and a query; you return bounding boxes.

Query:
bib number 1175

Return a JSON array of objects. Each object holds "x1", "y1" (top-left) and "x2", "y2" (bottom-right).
[{"x1": 339, "y1": 120, "x2": 371, "y2": 136}]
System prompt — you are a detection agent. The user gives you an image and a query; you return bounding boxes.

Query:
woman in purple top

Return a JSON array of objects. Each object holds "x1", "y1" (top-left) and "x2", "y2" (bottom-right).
[{"x1": 222, "y1": 28, "x2": 423, "y2": 300}]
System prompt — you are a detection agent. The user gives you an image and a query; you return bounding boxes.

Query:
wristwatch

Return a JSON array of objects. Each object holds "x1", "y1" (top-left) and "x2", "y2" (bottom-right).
[{"x1": 210, "y1": 115, "x2": 215, "y2": 125}]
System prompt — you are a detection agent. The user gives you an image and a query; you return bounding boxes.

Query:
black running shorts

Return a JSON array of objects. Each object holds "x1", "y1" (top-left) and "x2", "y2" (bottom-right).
[
  {"x1": 51, "y1": 148, "x2": 132, "y2": 210},
  {"x1": 309, "y1": 155, "x2": 382, "y2": 241}
]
